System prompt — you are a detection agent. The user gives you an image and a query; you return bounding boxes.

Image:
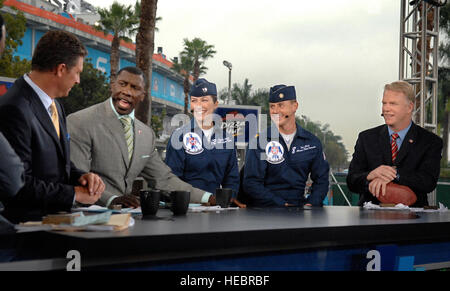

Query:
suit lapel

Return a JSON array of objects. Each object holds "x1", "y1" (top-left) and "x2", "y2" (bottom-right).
[
  {"x1": 378, "y1": 125, "x2": 393, "y2": 166},
  {"x1": 24, "y1": 79, "x2": 64, "y2": 158},
  {"x1": 56, "y1": 100, "x2": 71, "y2": 175},
  {"x1": 101, "y1": 100, "x2": 130, "y2": 167},
  {"x1": 129, "y1": 121, "x2": 145, "y2": 170},
  {"x1": 394, "y1": 122, "x2": 417, "y2": 166}
]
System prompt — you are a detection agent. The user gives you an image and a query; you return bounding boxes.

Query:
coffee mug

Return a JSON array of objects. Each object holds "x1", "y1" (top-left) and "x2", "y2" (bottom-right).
[
  {"x1": 170, "y1": 191, "x2": 190, "y2": 215},
  {"x1": 215, "y1": 188, "x2": 233, "y2": 208},
  {"x1": 140, "y1": 189, "x2": 160, "y2": 216}
]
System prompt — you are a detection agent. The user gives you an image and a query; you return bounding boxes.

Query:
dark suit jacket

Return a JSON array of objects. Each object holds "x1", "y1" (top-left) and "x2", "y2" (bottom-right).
[
  {"x1": 347, "y1": 122, "x2": 443, "y2": 207},
  {"x1": 0, "y1": 76, "x2": 85, "y2": 223}
]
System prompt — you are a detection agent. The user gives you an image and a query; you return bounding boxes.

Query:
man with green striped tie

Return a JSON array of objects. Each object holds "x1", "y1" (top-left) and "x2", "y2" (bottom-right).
[{"x1": 67, "y1": 67, "x2": 213, "y2": 208}]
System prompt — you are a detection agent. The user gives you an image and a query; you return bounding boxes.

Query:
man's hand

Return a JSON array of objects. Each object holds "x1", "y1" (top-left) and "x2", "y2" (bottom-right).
[
  {"x1": 78, "y1": 173, "x2": 105, "y2": 196},
  {"x1": 74, "y1": 186, "x2": 101, "y2": 204},
  {"x1": 111, "y1": 194, "x2": 140, "y2": 208},
  {"x1": 368, "y1": 177, "x2": 389, "y2": 198},
  {"x1": 207, "y1": 195, "x2": 216, "y2": 206},
  {"x1": 367, "y1": 165, "x2": 397, "y2": 182},
  {"x1": 231, "y1": 198, "x2": 247, "y2": 208}
]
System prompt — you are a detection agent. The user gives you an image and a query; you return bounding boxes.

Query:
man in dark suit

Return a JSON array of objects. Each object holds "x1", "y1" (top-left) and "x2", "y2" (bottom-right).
[
  {"x1": 0, "y1": 30, "x2": 105, "y2": 223},
  {"x1": 347, "y1": 80, "x2": 443, "y2": 207},
  {"x1": 0, "y1": 14, "x2": 24, "y2": 201},
  {"x1": 0, "y1": 15, "x2": 24, "y2": 252}
]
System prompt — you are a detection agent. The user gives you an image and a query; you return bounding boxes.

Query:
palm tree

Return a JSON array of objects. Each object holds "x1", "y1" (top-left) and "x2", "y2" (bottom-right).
[
  {"x1": 232, "y1": 78, "x2": 253, "y2": 105},
  {"x1": 171, "y1": 55, "x2": 206, "y2": 114},
  {"x1": 95, "y1": 1, "x2": 139, "y2": 82},
  {"x1": 171, "y1": 55, "x2": 193, "y2": 115},
  {"x1": 132, "y1": 1, "x2": 162, "y2": 41},
  {"x1": 135, "y1": 0, "x2": 158, "y2": 126},
  {"x1": 180, "y1": 38, "x2": 216, "y2": 81},
  {"x1": 219, "y1": 79, "x2": 268, "y2": 108}
]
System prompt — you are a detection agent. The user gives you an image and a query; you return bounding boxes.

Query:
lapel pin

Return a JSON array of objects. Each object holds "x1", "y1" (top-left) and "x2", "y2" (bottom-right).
[{"x1": 138, "y1": 130, "x2": 142, "y2": 135}]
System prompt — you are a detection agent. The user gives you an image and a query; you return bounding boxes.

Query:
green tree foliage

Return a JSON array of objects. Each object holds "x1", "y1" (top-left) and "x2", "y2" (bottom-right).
[
  {"x1": 94, "y1": 1, "x2": 139, "y2": 82},
  {"x1": 171, "y1": 55, "x2": 205, "y2": 114},
  {"x1": 0, "y1": 5, "x2": 30, "y2": 78},
  {"x1": 219, "y1": 79, "x2": 270, "y2": 114},
  {"x1": 297, "y1": 116, "x2": 348, "y2": 170},
  {"x1": 172, "y1": 37, "x2": 213, "y2": 114},
  {"x1": 180, "y1": 38, "x2": 216, "y2": 81},
  {"x1": 219, "y1": 80, "x2": 271, "y2": 128},
  {"x1": 60, "y1": 59, "x2": 110, "y2": 115},
  {"x1": 150, "y1": 107, "x2": 165, "y2": 138},
  {"x1": 133, "y1": 1, "x2": 161, "y2": 36},
  {"x1": 230, "y1": 78, "x2": 253, "y2": 105}
]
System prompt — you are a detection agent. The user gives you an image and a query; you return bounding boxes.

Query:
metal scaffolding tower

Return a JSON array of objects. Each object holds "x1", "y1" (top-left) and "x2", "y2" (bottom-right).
[
  {"x1": 399, "y1": 0, "x2": 439, "y2": 133},
  {"x1": 399, "y1": 0, "x2": 444, "y2": 205}
]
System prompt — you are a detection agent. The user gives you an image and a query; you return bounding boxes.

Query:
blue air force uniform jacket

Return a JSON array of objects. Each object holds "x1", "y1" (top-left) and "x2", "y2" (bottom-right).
[
  {"x1": 165, "y1": 119, "x2": 240, "y2": 197},
  {"x1": 243, "y1": 124, "x2": 330, "y2": 207}
]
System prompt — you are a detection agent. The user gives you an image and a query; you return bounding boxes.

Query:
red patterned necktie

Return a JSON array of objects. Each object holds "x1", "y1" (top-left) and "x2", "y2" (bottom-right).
[{"x1": 391, "y1": 133, "x2": 399, "y2": 162}]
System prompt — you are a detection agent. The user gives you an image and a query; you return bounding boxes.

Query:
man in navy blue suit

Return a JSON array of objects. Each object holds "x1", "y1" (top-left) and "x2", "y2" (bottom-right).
[
  {"x1": 0, "y1": 30, "x2": 105, "y2": 223},
  {"x1": 347, "y1": 81, "x2": 443, "y2": 207}
]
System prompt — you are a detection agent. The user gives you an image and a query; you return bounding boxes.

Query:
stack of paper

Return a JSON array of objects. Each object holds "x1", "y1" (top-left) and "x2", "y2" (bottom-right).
[
  {"x1": 188, "y1": 205, "x2": 240, "y2": 213},
  {"x1": 72, "y1": 205, "x2": 142, "y2": 215},
  {"x1": 43, "y1": 211, "x2": 111, "y2": 226},
  {"x1": 363, "y1": 201, "x2": 448, "y2": 213},
  {"x1": 19, "y1": 212, "x2": 134, "y2": 232}
]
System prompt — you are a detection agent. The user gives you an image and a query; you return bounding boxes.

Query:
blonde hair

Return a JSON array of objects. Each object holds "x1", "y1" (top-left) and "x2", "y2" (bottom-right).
[{"x1": 384, "y1": 80, "x2": 414, "y2": 103}]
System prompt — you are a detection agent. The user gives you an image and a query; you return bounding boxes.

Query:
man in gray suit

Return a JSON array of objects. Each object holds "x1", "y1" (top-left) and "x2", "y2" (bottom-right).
[{"x1": 67, "y1": 67, "x2": 213, "y2": 208}]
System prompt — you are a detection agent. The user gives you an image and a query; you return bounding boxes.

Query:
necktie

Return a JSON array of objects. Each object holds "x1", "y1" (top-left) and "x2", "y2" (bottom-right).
[
  {"x1": 120, "y1": 116, "x2": 134, "y2": 162},
  {"x1": 391, "y1": 133, "x2": 399, "y2": 162},
  {"x1": 50, "y1": 101, "x2": 60, "y2": 138}
]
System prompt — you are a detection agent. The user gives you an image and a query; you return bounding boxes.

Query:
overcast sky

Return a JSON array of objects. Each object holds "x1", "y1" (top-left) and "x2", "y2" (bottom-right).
[{"x1": 96, "y1": 0, "x2": 400, "y2": 156}]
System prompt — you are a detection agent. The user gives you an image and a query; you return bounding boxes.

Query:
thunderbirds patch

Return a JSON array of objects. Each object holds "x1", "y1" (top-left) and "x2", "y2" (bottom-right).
[
  {"x1": 265, "y1": 141, "x2": 285, "y2": 164},
  {"x1": 183, "y1": 132, "x2": 204, "y2": 155}
]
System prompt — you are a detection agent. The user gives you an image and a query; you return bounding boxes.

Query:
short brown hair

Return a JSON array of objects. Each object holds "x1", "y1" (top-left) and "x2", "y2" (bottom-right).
[
  {"x1": 384, "y1": 80, "x2": 415, "y2": 103},
  {"x1": 32, "y1": 30, "x2": 87, "y2": 72}
]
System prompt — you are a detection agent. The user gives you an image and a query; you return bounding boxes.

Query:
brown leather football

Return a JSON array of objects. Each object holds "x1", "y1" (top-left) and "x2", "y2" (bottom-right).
[{"x1": 378, "y1": 182, "x2": 417, "y2": 206}]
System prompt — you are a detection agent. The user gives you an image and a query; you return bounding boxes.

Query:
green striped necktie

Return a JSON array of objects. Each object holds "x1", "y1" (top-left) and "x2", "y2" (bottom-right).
[{"x1": 120, "y1": 116, "x2": 134, "y2": 162}]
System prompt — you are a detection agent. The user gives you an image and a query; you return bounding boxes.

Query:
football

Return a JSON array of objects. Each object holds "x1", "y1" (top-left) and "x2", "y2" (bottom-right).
[{"x1": 378, "y1": 182, "x2": 417, "y2": 206}]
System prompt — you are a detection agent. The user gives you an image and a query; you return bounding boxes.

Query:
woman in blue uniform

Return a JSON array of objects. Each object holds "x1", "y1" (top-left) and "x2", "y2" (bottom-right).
[{"x1": 165, "y1": 78, "x2": 243, "y2": 207}]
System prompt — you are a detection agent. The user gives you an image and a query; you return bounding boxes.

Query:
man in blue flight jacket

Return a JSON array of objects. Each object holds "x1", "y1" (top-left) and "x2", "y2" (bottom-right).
[{"x1": 243, "y1": 84, "x2": 329, "y2": 207}]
